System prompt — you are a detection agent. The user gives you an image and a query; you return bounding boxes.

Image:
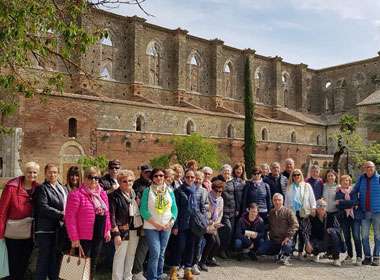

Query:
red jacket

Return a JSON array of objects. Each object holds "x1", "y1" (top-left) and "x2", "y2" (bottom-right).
[{"x1": 0, "y1": 176, "x2": 38, "y2": 239}]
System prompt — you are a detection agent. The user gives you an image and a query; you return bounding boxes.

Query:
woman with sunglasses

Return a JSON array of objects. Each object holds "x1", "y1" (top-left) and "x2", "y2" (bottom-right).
[
  {"x1": 65, "y1": 166, "x2": 111, "y2": 279},
  {"x1": 241, "y1": 167, "x2": 271, "y2": 227},
  {"x1": 140, "y1": 168, "x2": 177, "y2": 280},
  {"x1": 284, "y1": 169, "x2": 316, "y2": 258},
  {"x1": 109, "y1": 170, "x2": 143, "y2": 280}
]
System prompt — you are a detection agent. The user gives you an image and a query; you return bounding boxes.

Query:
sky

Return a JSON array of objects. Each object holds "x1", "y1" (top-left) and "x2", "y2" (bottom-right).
[{"x1": 103, "y1": 0, "x2": 380, "y2": 69}]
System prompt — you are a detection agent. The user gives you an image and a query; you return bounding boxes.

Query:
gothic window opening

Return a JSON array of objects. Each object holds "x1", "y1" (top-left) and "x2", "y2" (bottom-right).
[
  {"x1": 317, "y1": 135, "x2": 321, "y2": 145},
  {"x1": 284, "y1": 89, "x2": 289, "y2": 108},
  {"x1": 146, "y1": 41, "x2": 161, "y2": 86},
  {"x1": 227, "y1": 124, "x2": 235, "y2": 139},
  {"x1": 291, "y1": 131, "x2": 296, "y2": 143},
  {"x1": 261, "y1": 128, "x2": 268, "y2": 141},
  {"x1": 100, "y1": 36, "x2": 113, "y2": 46},
  {"x1": 136, "y1": 116, "x2": 144, "y2": 132},
  {"x1": 224, "y1": 62, "x2": 233, "y2": 98},
  {"x1": 325, "y1": 81, "x2": 332, "y2": 89},
  {"x1": 100, "y1": 66, "x2": 111, "y2": 80},
  {"x1": 189, "y1": 53, "x2": 200, "y2": 92},
  {"x1": 68, "y1": 118, "x2": 77, "y2": 138},
  {"x1": 282, "y1": 72, "x2": 290, "y2": 85},
  {"x1": 186, "y1": 120, "x2": 195, "y2": 135}
]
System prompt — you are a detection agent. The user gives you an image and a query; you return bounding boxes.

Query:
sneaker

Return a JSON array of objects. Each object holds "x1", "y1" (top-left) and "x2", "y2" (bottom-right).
[
  {"x1": 159, "y1": 273, "x2": 168, "y2": 280},
  {"x1": 343, "y1": 256, "x2": 352, "y2": 264},
  {"x1": 362, "y1": 257, "x2": 372, "y2": 265},
  {"x1": 312, "y1": 254, "x2": 320, "y2": 263},
  {"x1": 133, "y1": 272, "x2": 147, "y2": 280},
  {"x1": 371, "y1": 257, "x2": 380, "y2": 266},
  {"x1": 279, "y1": 256, "x2": 291, "y2": 266},
  {"x1": 199, "y1": 262, "x2": 209, "y2": 272},
  {"x1": 355, "y1": 257, "x2": 362, "y2": 266},
  {"x1": 207, "y1": 257, "x2": 220, "y2": 267},
  {"x1": 333, "y1": 259, "x2": 342, "y2": 267},
  {"x1": 191, "y1": 265, "x2": 201, "y2": 275}
]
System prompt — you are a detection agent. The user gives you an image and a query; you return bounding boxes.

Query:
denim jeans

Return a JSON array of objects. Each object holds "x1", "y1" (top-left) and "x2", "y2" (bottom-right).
[
  {"x1": 218, "y1": 215, "x2": 236, "y2": 251},
  {"x1": 169, "y1": 229, "x2": 198, "y2": 268},
  {"x1": 361, "y1": 212, "x2": 380, "y2": 258},
  {"x1": 234, "y1": 237, "x2": 264, "y2": 252},
  {"x1": 144, "y1": 229, "x2": 171, "y2": 280},
  {"x1": 339, "y1": 215, "x2": 363, "y2": 258},
  {"x1": 352, "y1": 219, "x2": 363, "y2": 258},
  {"x1": 257, "y1": 239, "x2": 293, "y2": 256}
]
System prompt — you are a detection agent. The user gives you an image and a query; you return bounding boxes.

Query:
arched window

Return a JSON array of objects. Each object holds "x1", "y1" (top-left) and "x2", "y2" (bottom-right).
[
  {"x1": 188, "y1": 52, "x2": 200, "y2": 92},
  {"x1": 223, "y1": 61, "x2": 233, "y2": 98},
  {"x1": 136, "y1": 115, "x2": 144, "y2": 132},
  {"x1": 254, "y1": 67, "x2": 263, "y2": 89},
  {"x1": 146, "y1": 41, "x2": 161, "y2": 86},
  {"x1": 316, "y1": 135, "x2": 321, "y2": 145},
  {"x1": 186, "y1": 120, "x2": 195, "y2": 135},
  {"x1": 68, "y1": 118, "x2": 77, "y2": 138},
  {"x1": 227, "y1": 124, "x2": 235, "y2": 139},
  {"x1": 282, "y1": 72, "x2": 290, "y2": 85},
  {"x1": 337, "y1": 79, "x2": 347, "y2": 89},
  {"x1": 100, "y1": 36, "x2": 113, "y2": 46},
  {"x1": 291, "y1": 131, "x2": 296, "y2": 143},
  {"x1": 100, "y1": 66, "x2": 111, "y2": 80},
  {"x1": 284, "y1": 89, "x2": 289, "y2": 108},
  {"x1": 261, "y1": 128, "x2": 268, "y2": 141},
  {"x1": 325, "y1": 81, "x2": 332, "y2": 89}
]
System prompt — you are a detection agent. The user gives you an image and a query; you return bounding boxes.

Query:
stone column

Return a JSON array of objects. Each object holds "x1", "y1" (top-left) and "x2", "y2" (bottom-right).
[
  {"x1": 173, "y1": 28, "x2": 188, "y2": 92},
  {"x1": 334, "y1": 88, "x2": 346, "y2": 112},
  {"x1": 128, "y1": 16, "x2": 146, "y2": 84},
  {"x1": 210, "y1": 39, "x2": 224, "y2": 96},
  {"x1": 273, "y1": 56, "x2": 283, "y2": 107},
  {"x1": 297, "y1": 63, "x2": 308, "y2": 112}
]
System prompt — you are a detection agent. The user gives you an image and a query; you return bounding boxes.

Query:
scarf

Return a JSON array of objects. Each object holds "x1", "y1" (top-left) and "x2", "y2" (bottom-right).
[
  {"x1": 291, "y1": 182, "x2": 303, "y2": 212},
  {"x1": 339, "y1": 186, "x2": 354, "y2": 218},
  {"x1": 182, "y1": 184, "x2": 197, "y2": 210},
  {"x1": 121, "y1": 189, "x2": 143, "y2": 227},
  {"x1": 151, "y1": 184, "x2": 170, "y2": 215},
  {"x1": 203, "y1": 180, "x2": 212, "y2": 192},
  {"x1": 83, "y1": 184, "x2": 107, "y2": 215},
  {"x1": 209, "y1": 191, "x2": 219, "y2": 222}
]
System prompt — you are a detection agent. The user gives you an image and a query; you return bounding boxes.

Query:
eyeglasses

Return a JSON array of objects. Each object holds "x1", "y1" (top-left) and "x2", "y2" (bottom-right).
[
  {"x1": 153, "y1": 174, "x2": 164, "y2": 178},
  {"x1": 215, "y1": 190, "x2": 223, "y2": 193},
  {"x1": 110, "y1": 167, "x2": 120, "y2": 170},
  {"x1": 121, "y1": 180, "x2": 134, "y2": 184},
  {"x1": 185, "y1": 176, "x2": 195, "y2": 179},
  {"x1": 87, "y1": 175, "x2": 100, "y2": 181},
  {"x1": 292, "y1": 174, "x2": 301, "y2": 177},
  {"x1": 204, "y1": 173, "x2": 211, "y2": 175}
]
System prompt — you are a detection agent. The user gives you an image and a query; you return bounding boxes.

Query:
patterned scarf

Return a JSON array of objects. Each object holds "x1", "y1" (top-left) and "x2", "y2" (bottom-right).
[
  {"x1": 339, "y1": 186, "x2": 354, "y2": 218},
  {"x1": 291, "y1": 183, "x2": 303, "y2": 212},
  {"x1": 83, "y1": 184, "x2": 107, "y2": 215},
  {"x1": 209, "y1": 191, "x2": 219, "y2": 222},
  {"x1": 151, "y1": 184, "x2": 170, "y2": 215}
]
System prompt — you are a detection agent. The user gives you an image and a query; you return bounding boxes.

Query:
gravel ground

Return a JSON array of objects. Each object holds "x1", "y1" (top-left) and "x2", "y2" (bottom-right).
[{"x1": 197, "y1": 257, "x2": 380, "y2": 280}]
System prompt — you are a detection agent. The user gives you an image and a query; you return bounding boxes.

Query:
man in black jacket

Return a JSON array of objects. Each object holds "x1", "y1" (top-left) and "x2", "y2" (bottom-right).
[
  {"x1": 264, "y1": 162, "x2": 288, "y2": 198},
  {"x1": 99, "y1": 159, "x2": 121, "y2": 193},
  {"x1": 132, "y1": 164, "x2": 152, "y2": 199}
]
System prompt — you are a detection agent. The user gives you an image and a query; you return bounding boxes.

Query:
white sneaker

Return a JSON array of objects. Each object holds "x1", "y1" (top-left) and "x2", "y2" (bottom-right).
[
  {"x1": 132, "y1": 272, "x2": 147, "y2": 280},
  {"x1": 343, "y1": 256, "x2": 352, "y2": 264},
  {"x1": 313, "y1": 254, "x2": 320, "y2": 263},
  {"x1": 333, "y1": 259, "x2": 342, "y2": 267},
  {"x1": 192, "y1": 264, "x2": 201, "y2": 275},
  {"x1": 355, "y1": 257, "x2": 363, "y2": 266}
]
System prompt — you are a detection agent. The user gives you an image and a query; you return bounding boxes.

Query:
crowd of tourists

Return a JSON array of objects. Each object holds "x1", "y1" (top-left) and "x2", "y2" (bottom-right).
[{"x1": 0, "y1": 158, "x2": 379, "y2": 280}]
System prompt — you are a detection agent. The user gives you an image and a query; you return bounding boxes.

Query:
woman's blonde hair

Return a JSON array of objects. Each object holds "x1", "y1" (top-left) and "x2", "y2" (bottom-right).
[
  {"x1": 340, "y1": 174, "x2": 352, "y2": 185},
  {"x1": 117, "y1": 169, "x2": 135, "y2": 183},
  {"x1": 287, "y1": 169, "x2": 305, "y2": 188},
  {"x1": 83, "y1": 166, "x2": 101, "y2": 178},
  {"x1": 24, "y1": 161, "x2": 40, "y2": 173}
]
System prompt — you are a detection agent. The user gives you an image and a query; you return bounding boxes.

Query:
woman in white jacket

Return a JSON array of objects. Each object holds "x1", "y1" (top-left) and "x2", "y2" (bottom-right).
[{"x1": 285, "y1": 169, "x2": 316, "y2": 258}]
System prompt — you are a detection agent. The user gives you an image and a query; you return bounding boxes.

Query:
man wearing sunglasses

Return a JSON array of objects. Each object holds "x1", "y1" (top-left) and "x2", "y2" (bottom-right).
[{"x1": 100, "y1": 160, "x2": 121, "y2": 193}]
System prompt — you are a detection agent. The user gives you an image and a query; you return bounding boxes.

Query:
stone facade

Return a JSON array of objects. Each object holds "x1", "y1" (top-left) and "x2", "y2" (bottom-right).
[{"x1": 1, "y1": 9, "x2": 379, "y2": 179}]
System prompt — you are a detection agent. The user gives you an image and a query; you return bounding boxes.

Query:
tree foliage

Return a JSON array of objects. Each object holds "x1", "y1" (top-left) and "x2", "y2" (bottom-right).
[
  {"x1": 243, "y1": 56, "x2": 256, "y2": 178},
  {"x1": 0, "y1": 0, "x2": 148, "y2": 132},
  {"x1": 77, "y1": 155, "x2": 109, "y2": 173},
  {"x1": 339, "y1": 114, "x2": 358, "y2": 133},
  {"x1": 150, "y1": 154, "x2": 171, "y2": 169}
]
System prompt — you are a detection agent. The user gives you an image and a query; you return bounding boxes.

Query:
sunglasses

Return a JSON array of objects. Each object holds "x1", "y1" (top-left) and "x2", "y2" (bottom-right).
[
  {"x1": 87, "y1": 175, "x2": 100, "y2": 181},
  {"x1": 153, "y1": 174, "x2": 164, "y2": 178},
  {"x1": 185, "y1": 176, "x2": 195, "y2": 179},
  {"x1": 215, "y1": 190, "x2": 223, "y2": 193},
  {"x1": 110, "y1": 167, "x2": 120, "y2": 170},
  {"x1": 204, "y1": 173, "x2": 211, "y2": 175},
  {"x1": 121, "y1": 179, "x2": 134, "y2": 184},
  {"x1": 292, "y1": 174, "x2": 301, "y2": 177}
]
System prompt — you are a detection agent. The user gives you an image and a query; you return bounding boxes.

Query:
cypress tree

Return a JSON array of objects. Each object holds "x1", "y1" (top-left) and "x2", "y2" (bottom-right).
[{"x1": 244, "y1": 56, "x2": 256, "y2": 179}]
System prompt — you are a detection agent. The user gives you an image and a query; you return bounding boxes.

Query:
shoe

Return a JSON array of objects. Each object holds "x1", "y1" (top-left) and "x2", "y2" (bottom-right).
[
  {"x1": 312, "y1": 254, "x2": 320, "y2": 263},
  {"x1": 371, "y1": 257, "x2": 380, "y2": 266},
  {"x1": 343, "y1": 256, "x2": 352, "y2": 264},
  {"x1": 219, "y1": 250, "x2": 228, "y2": 259},
  {"x1": 199, "y1": 262, "x2": 209, "y2": 272},
  {"x1": 362, "y1": 257, "x2": 372, "y2": 265},
  {"x1": 207, "y1": 257, "x2": 220, "y2": 267},
  {"x1": 184, "y1": 269, "x2": 194, "y2": 280},
  {"x1": 237, "y1": 253, "x2": 248, "y2": 261},
  {"x1": 169, "y1": 267, "x2": 178, "y2": 280},
  {"x1": 355, "y1": 257, "x2": 362, "y2": 266},
  {"x1": 278, "y1": 256, "x2": 291, "y2": 266},
  {"x1": 191, "y1": 264, "x2": 201, "y2": 275},
  {"x1": 133, "y1": 272, "x2": 147, "y2": 280},
  {"x1": 333, "y1": 259, "x2": 342, "y2": 267},
  {"x1": 159, "y1": 273, "x2": 168, "y2": 280},
  {"x1": 248, "y1": 252, "x2": 258, "y2": 261},
  {"x1": 177, "y1": 267, "x2": 184, "y2": 278}
]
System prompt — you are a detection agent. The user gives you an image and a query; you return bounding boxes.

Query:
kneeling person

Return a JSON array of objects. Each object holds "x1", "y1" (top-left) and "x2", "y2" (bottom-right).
[
  {"x1": 303, "y1": 199, "x2": 343, "y2": 266},
  {"x1": 234, "y1": 203, "x2": 265, "y2": 260}
]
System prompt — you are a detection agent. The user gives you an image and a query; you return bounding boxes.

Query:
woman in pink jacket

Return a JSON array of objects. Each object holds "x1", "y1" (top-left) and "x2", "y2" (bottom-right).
[{"x1": 65, "y1": 166, "x2": 111, "y2": 279}]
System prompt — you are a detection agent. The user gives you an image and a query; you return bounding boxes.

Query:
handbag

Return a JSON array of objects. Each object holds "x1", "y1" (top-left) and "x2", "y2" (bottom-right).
[
  {"x1": 0, "y1": 239, "x2": 10, "y2": 278},
  {"x1": 4, "y1": 217, "x2": 33, "y2": 239},
  {"x1": 59, "y1": 245, "x2": 91, "y2": 280}
]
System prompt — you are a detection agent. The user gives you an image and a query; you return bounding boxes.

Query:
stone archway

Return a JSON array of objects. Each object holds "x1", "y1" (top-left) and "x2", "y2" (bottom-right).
[{"x1": 59, "y1": 140, "x2": 85, "y2": 183}]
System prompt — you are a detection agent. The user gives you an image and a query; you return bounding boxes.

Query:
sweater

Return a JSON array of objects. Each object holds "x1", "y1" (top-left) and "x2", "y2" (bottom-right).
[
  {"x1": 323, "y1": 183, "x2": 338, "y2": 213},
  {"x1": 268, "y1": 206, "x2": 299, "y2": 243},
  {"x1": 65, "y1": 186, "x2": 111, "y2": 241},
  {"x1": 353, "y1": 172, "x2": 380, "y2": 214},
  {"x1": 140, "y1": 185, "x2": 177, "y2": 230}
]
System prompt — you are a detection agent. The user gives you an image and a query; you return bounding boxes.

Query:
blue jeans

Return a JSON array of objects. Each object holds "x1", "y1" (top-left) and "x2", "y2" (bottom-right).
[
  {"x1": 339, "y1": 215, "x2": 363, "y2": 258},
  {"x1": 234, "y1": 237, "x2": 264, "y2": 252},
  {"x1": 257, "y1": 239, "x2": 293, "y2": 256},
  {"x1": 361, "y1": 212, "x2": 380, "y2": 258},
  {"x1": 352, "y1": 219, "x2": 362, "y2": 258},
  {"x1": 169, "y1": 229, "x2": 198, "y2": 268},
  {"x1": 145, "y1": 229, "x2": 171, "y2": 280}
]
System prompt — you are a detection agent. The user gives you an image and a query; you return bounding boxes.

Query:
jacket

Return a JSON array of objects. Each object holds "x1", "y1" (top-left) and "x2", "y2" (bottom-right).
[
  {"x1": 306, "y1": 177, "x2": 324, "y2": 200},
  {"x1": 234, "y1": 212, "x2": 265, "y2": 241},
  {"x1": 0, "y1": 176, "x2": 38, "y2": 238},
  {"x1": 336, "y1": 189, "x2": 364, "y2": 220},
  {"x1": 108, "y1": 188, "x2": 142, "y2": 238},
  {"x1": 65, "y1": 185, "x2": 111, "y2": 241},
  {"x1": 353, "y1": 172, "x2": 380, "y2": 214},
  {"x1": 263, "y1": 173, "x2": 288, "y2": 198},
  {"x1": 232, "y1": 177, "x2": 245, "y2": 216},
  {"x1": 241, "y1": 180, "x2": 272, "y2": 214},
  {"x1": 99, "y1": 174, "x2": 118, "y2": 193},
  {"x1": 33, "y1": 181, "x2": 68, "y2": 233},
  {"x1": 268, "y1": 206, "x2": 299, "y2": 243},
  {"x1": 285, "y1": 182, "x2": 316, "y2": 217},
  {"x1": 132, "y1": 177, "x2": 151, "y2": 199},
  {"x1": 302, "y1": 214, "x2": 340, "y2": 243},
  {"x1": 222, "y1": 179, "x2": 237, "y2": 218}
]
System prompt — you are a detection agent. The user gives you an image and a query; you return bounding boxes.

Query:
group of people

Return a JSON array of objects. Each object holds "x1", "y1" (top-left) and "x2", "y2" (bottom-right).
[{"x1": 0, "y1": 157, "x2": 379, "y2": 280}]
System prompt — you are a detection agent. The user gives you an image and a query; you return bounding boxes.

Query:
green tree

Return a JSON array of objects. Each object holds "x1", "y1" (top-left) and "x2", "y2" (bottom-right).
[
  {"x1": 77, "y1": 155, "x2": 109, "y2": 173},
  {"x1": 339, "y1": 114, "x2": 358, "y2": 133},
  {"x1": 150, "y1": 154, "x2": 171, "y2": 169},
  {"x1": 243, "y1": 56, "x2": 256, "y2": 178},
  {"x1": 0, "y1": 0, "x2": 148, "y2": 132}
]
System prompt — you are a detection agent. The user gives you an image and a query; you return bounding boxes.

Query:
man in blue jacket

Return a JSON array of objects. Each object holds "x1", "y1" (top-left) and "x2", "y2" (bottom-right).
[{"x1": 353, "y1": 161, "x2": 380, "y2": 266}]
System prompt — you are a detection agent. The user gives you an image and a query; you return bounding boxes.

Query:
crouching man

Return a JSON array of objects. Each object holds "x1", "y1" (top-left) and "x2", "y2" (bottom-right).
[
  {"x1": 234, "y1": 203, "x2": 265, "y2": 261},
  {"x1": 303, "y1": 199, "x2": 343, "y2": 266},
  {"x1": 257, "y1": 193, "x2": 299, "y2": 265}
]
